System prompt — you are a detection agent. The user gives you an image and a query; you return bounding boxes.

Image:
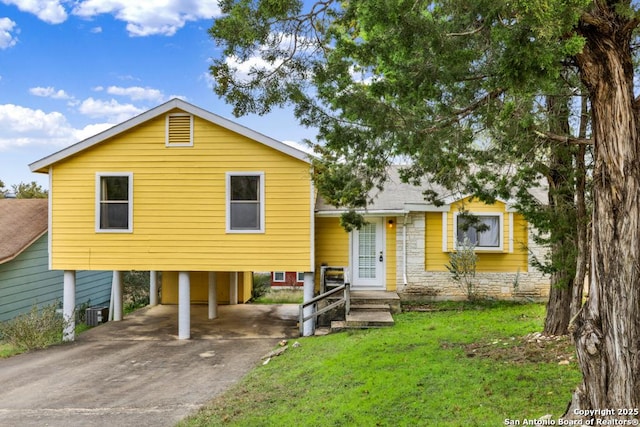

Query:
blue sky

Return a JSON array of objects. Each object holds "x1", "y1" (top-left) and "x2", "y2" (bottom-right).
[{"x1": 0, "y1": 0, "x2": 315, "y2": 190}]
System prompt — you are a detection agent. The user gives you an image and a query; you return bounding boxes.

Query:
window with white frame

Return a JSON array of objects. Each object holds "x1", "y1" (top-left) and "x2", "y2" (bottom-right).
[
  {"x1": 455, "y1": 213, "x2": 503, "y2": 250},
  {"x1": 96, "y1": 173, "x2": 133, "y2": 232},
  {"x1": 273, "y1": 272, "x2": 285, "y2": 282},
  {"x1": 226, "y1": 172, "x2": 265, "y2": 232},
  {"x1": 296, "y1": 272, "x2": 305, "y2": 282}
]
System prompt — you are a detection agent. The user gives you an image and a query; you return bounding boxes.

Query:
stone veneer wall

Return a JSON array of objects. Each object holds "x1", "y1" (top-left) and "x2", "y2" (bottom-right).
[{"x1": 395, "y1": 212, "x2": 549, "y2": 302}]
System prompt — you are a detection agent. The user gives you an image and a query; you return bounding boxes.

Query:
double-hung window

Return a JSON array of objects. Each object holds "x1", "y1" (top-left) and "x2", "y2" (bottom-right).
[
  {"x1": 96, "y1": 172, "x2": 133, "y2": 232},
  {"x1": 455, "y1": 213, "x2": 503, "y2": 250},
  {"x1": 226, "y1": 172, "x2": 265, "y2": 233}
]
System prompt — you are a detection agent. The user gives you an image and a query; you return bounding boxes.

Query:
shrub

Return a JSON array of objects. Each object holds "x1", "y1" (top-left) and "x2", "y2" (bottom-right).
[
  {"x1": 123, "y1": 271, "x2": 150, "y2": 312},
  {"x1": 252, "y1": 272, "x2": 271, "y2": 300},
  {"x1": 446, "y1": 237, "x2": 479, "y2": 300},
  {"x1": 0, "y1": 303, "x2": 68, "y2": 351}
]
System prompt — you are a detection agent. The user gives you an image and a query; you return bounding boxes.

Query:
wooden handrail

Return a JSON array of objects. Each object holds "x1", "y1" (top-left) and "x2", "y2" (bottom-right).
[{"x1": 299, "y1": 283, "x2": 350, "y2": 336}]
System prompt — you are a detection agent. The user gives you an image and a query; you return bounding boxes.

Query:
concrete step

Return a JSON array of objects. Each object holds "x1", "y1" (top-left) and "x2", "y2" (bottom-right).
[
  {"x1": 346, "y1": 309, "x2": 395, "y2": 327},
  {"x1": 349, "y1": 303, "x2": 390, "y2": 311},
  {"x1": 329, "y1": 309, "x2": 395, "y2": 332},
  {"x1": 350, "y1": 291, "x2": 402, "y2": 314}
]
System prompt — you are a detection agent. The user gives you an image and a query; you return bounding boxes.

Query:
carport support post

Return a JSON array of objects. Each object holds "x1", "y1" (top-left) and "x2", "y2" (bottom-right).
[
  {"x1": 178, "y1": 271, "x2": 191, "y2": 339},
  {"x1": 229, "y1": 272, "x2": 238, "y2": 305},
  {"x1": 149, "y1": 270, "x2": 158, "y2": 306},
  {"x1": 63, "y1": 270, "x2": 76, "y2": 342},
  {"x1": 112, "y1": 271, "x2": 123, "y2": 321},
  {"x1": 303, "y1": 272, "x2": 315, "y2": 336},
  {"x1": 208, "y1": 272, "x2": 217, "y2": 319}
]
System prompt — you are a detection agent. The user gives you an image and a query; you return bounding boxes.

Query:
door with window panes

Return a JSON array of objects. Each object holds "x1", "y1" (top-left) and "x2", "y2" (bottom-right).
[{"x1": 351, "y1": 217, "x2": 385, "y2": 289}]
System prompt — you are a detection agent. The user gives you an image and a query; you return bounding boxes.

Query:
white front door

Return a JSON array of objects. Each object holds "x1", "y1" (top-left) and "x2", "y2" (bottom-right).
[{"x1": 352, "y1": 217, "x2": 385, "y2": 289}]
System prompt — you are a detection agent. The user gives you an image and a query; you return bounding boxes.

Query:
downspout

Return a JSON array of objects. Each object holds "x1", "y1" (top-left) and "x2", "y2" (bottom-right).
[{"x1": 402, "y1": 213, "x2": 408, "y2": 288}]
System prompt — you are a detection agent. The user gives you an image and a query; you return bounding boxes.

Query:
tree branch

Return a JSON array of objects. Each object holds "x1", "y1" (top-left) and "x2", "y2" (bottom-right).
[
  {"x1": 446, "y1": 25, "x2": 485, "y2": 37},
  {"x1": 534, "y1": 130, "x2": 593, "y2": 146}
]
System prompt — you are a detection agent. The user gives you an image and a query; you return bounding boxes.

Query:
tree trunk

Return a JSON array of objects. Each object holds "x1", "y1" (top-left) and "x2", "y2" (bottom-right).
[
  {"x1": 566, "y1": 6, "x2": 640, "y2": 418},
  {"x1": 569, "y1": 97, "x2": 590, "y2": 320},
  {"x1": 543, "y1": 95, "x2": 576, "y2": 336},
  {"x1": 544, "y1": 284, "x2": 572, "y2": 335}
]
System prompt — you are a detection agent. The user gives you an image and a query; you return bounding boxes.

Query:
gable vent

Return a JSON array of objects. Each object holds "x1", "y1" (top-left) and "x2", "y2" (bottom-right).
[{"x1": 166, "y1": 113, "x2": 193, "y2": 146}]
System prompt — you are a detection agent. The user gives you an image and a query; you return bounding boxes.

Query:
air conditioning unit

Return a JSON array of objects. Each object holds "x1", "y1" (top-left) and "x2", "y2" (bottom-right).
[{"x1": 85, "y1": 306, "x2": 109, "y2": 326}]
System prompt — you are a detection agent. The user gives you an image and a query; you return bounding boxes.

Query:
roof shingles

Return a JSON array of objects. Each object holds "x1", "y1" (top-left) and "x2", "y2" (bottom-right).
[{"x1": 0, "y1": 199, "x2": 48, "y2": 264}]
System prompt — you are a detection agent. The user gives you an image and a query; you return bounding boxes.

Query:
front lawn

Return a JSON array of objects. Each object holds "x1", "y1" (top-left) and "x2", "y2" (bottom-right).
[{"x1": 179, "y1": 302, "x2": 581, "y2": 426}]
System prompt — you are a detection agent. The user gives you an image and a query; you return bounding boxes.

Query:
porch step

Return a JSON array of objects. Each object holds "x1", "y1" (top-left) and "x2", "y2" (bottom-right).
[
  {"x1": 330, "y1": 306, "x2": 395, "y2": 332},
  {"x1": 350, "y1": 291, "x2": 402, "y2": 314},
  {"x1": 350, "y1": 303, "x2": 391, "y2": 311},
  {"x1": 316, "y1": 291, "x2": 400, "y2": 335},
  {"x1": 347, "y1": 309, "x2": 394, "y2": 327}
]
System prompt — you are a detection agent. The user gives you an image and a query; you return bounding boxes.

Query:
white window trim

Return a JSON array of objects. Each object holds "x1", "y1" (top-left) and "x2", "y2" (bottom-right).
[
  {"x1": 296, "y1": 272, "x2": 305, "y2": 282},
  {"x1": 95, "y1": 172, "x2": 133, "y2": 233},
  {"x1": 273, "y1": 272, "x2": 285, "y2": 282},
  {"x1": 226, "y1": 172, "x2": 265, "y2": 233},
  {"x1": 165, "y1": 113, "x2": 194, "y2": 147},
  {"x1": 453, "y1": 211, "x2": 504, "y2": 251}
]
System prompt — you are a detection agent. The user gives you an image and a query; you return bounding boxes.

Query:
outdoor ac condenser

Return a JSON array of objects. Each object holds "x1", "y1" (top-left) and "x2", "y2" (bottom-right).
[{"x1": 85, "y1": 306, "x2": 109, "y2": 326}]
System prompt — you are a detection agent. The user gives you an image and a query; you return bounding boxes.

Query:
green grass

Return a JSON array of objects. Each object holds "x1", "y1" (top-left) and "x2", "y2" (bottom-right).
[
  {"x1": 0, "y1": 342, "x2": 22, "y2": 358},
  {"x1": 179, "y1": 302, "x2": 581, "y2": 426},
  {"x1": 251, "y1": 287, "x2": 304, "y2": 304}
]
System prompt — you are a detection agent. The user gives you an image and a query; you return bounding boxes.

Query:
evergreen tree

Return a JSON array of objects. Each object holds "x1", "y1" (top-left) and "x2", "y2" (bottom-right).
[{"x1": 210, "y1": 0, "x2": 640, "y2": 416}]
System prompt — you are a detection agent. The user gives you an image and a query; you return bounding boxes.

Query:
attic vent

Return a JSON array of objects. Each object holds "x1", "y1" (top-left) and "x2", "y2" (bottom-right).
[{"x1": 166, "y1": 113, "x2": 193, "y2": 147}]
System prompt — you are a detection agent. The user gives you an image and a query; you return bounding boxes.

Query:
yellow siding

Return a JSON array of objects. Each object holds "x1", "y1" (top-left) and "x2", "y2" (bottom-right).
[
  {"x1": 425, "y1": 197, "x2": 529, "y2": 273},
  {"x1": 314, "y1": 216, "x2": 397, "y2": 291},
  {"x1": 385, "y1": 216, "x2": 397, "y2": 291},
  {"x1": 314, "y1": 217, "x2": 349, "y2": 289},
  {"x1": 50, "y1": 110, "x2": 312, "y2": 272},
  {"x1": 161, "y1": 271, "x2": 251, "y2": 304}
]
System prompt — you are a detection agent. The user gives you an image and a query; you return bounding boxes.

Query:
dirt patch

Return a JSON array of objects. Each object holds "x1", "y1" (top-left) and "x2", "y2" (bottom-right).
[{"x1": 463, "y1": 332, "x2": 576, "y2": 364}]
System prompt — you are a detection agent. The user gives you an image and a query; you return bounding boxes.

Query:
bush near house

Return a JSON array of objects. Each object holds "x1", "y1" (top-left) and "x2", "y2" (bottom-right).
[
  {"x1": 0, "y1": 303, "x2": 67, "y2": 352},
  {"x1": 124, "y1": 271, "x2": 150, "y2": 313},
  {"x1": 251, "y1": 272, "x2": 272, "y2": 300}
]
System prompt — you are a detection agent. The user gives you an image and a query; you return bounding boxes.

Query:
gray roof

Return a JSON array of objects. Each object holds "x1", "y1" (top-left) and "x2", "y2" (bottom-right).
[{"x1": 315, "y1": 165, "x2": 548, "y2": 214}]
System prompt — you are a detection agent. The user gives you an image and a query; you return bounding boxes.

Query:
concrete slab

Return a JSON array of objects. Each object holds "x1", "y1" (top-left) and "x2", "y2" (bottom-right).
[{"x1": 0, "y1": 304, "x2": 299, "y2": 427}]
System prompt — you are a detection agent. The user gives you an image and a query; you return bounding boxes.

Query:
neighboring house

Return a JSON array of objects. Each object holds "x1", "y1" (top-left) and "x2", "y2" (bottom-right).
[
  {"x1": 0, "y1": 199, "x2": 112, "y2": 323},
  {"x1": 271, "y1": 271, "x2": 304, "y2": 287},
  {"x1": 29, "y1": 98, "x2": 548, "y2": 339}
]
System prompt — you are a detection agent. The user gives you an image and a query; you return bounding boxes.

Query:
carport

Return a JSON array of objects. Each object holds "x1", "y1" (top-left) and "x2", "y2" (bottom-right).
[{"x1": 0, "y1": 303, "x2": 299, "y2": 427}]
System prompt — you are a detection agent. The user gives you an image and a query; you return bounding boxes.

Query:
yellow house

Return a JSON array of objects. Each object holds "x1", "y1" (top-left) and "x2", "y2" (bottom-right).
[
  {"x1": 315, "y1": 167, "x2": 548, "y2": 301},
  {"x1": 30, "y1": 99, "x2": 548, "y2": 340},
  {"x1": 30, "y1": 98, "x2": 314, "y2": 340}
]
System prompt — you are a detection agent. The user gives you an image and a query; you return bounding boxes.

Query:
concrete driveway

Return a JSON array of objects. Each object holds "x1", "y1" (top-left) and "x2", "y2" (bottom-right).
[{"x1": 0, "y1": 304, "x2": 299, "y2": 427}]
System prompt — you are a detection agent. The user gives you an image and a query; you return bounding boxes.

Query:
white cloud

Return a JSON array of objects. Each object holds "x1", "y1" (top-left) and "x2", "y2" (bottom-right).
[
  {"x1": 78, "y1": 97, "x2": 145, "y2": 122},
  {"x1": 29, "y1": 86, "x2": 72, "y2": 100},
  {"x1": 75, "y1": 122, "x2": 115, "y2": 141},
  {"x1": 225, "y1": 55, "x2": 270, "y2": 82},
  {"x1": 106, "y1": 85, "x2": 165, "y2": 102},
  {"x1": 283, "y1": 140, "x2": 314, "y2": 156},
  {"x1": 223, "y1": 33, "x2": 311, "y2": 82},
  {"x1": 0, "y1": 104, "x2": 119, "y2": 151},
  {"x1": 90, "y1": 26, "x2": 102, "y2": 34},
  {"x1": 0, "y1": 104, "x2": 77, "y2": 149},
  {"x1": 72, "y1": 0, "x2": 222, "y2": 37},
  {"x1": 0, "y1": 17, "x2": 18, "y2": 49},
  {"x1": 1, "y1": 0, "x2": 67, "y2": 24}
]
